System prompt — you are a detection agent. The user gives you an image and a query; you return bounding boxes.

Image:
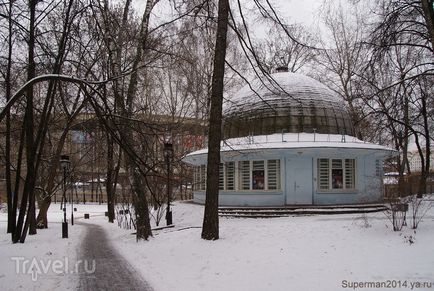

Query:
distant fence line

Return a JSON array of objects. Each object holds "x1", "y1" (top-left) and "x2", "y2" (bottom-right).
[{"x1": 384, "y1": 174, "x2": 434, "y2": 198}]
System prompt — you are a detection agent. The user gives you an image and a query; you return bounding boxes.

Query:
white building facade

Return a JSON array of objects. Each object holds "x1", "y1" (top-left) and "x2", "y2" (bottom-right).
[
  {"x1": 407, "y1": 148, "x2": 434, "y2": 173},
  {"x1": 183, "y1": 71, "x2": 395, "y2": 206}
]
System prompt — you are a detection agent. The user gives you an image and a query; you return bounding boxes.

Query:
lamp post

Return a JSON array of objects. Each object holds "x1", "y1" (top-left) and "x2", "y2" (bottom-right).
[
  {"x1": 70, "y1": 177, "x2": 74, "y2": 226},
  {"x1": 60, "y1": 155, "x2": 70, "y2": 238},
  {"x1": 163, "y1": 140, "x2": 174, "y2": 226}
]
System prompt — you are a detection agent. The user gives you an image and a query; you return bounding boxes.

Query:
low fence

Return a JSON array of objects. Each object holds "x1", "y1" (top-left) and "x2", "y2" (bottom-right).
[
  {"x1": 0, "y1": 180, "x2": 192, "y2": 206},
  {"x1": 384, "y1": 175, "x2": 434, "y2": 198}
]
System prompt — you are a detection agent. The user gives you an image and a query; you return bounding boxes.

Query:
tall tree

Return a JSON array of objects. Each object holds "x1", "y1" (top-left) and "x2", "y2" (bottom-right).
[
  {"x1": 421, "y1": 0, "x2": 434, "y2": 50},
  {"x1": 15, "y1": 0, "x2": 38, "y2": 242},
  {"x1": 315, "y1": 2, "x2": 368, "y2": 139},
  {"x1": 2, "y1": 0, "x2": 15, "y2": 234},
  {"x1": 201, "y1": 0, "x2": 230, "y2": 240},
  {"x1": 255, "y1": 24, "x2": 317, "y2": 74},
  {"x1": 34, "y1": 0, "x2": 91, "y2": 229},
  {"x1": 94, "y1": 0, "x2": 162, "y2": 240}
]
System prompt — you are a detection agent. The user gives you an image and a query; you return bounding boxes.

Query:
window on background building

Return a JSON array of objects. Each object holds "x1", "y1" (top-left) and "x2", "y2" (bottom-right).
[
  {"x1": 252, "y1": 161, "x2": 265, "y2": 190},
  {"x1": 332, "y1": 159, "x2": 344, "y2": 189},
  {"x1": 225, "y1": 162, "x2": 235, "y2": 190},
  {"x1": 346, "y1": 159, "x2": 355, "y2": 188},
  {"x1": 240, "y1": 161, "x2": 251, "y2": 190},
  {"x1": 194, "y1": 160, "x2": 281, "y2": 192},
  {"x1": 318, "y1": 159, "x2": 330, "y2": 190},
  {"x1": 267, "y1": 160, "x2": 281, "y2": 190},
  {"x1": 375, "y1": 159, "x2": 382, "y2": 177},
  {"x1": 318, "y1": 158, "x2": 355, "y2": 191},
  {"x1": 194, "y1": 165, "x2": 206, "y2": 191},
  {"x1": 193, "y1": 167, "x2": 199, "y2": 191},
  {"x1": 219, "y1": 163, "x2": 224, "y2": 190},
  {"x1": 237, "y1": 160, "x2": 281, "y2": 191}
]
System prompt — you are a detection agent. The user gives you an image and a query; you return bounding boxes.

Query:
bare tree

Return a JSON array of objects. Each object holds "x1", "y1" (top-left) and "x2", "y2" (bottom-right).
[
  {"x1": 255, "y1": 24, "x2": 317, "y2": 74},
  {"x1": 92, "y1": 0, "x2": 159, "y2": 240},
  {"x1": 315, "y1": 2, "x2": 369, "y2": 139},
  {"x1": 201, "y1": 0, "x2": 230, "y2": 240},
  {"x1": 364, "y1": 0, "x2": 434, "y2": 196},
  {"x1": 0, "y1": 0, "x2": 17, "y2": 234}
]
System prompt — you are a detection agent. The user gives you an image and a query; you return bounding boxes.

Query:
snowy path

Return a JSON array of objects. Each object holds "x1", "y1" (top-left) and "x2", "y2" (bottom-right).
[{"x1": 76, "y1": 221, "x2": 153, "y2": 291}]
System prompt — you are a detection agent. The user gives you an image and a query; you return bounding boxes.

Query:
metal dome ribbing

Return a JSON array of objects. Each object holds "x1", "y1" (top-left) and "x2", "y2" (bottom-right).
[{"x1": 222, "y1": 72, "x2": 354, "y2": 139}]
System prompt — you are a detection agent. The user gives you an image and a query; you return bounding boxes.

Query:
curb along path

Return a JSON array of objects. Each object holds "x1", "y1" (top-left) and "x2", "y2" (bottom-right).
[{"x1": 76, "y1": 221, "x2": 153, "y2": 291}]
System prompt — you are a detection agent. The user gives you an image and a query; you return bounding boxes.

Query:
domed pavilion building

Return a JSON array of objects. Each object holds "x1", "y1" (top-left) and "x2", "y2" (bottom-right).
[{"x1": 183, "y1": 69, "x2": 395, "y2": 206}]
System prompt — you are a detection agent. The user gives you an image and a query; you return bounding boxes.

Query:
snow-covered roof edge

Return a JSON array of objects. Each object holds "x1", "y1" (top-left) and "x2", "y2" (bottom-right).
[{"x1": 183, "y1": 133, "x2": 397, "y2": 163}]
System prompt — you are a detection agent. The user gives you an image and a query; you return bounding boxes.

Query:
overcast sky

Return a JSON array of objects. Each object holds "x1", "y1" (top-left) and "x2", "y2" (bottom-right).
[
  {"x1": 132, "y1": 0, "x2": 323, "y2": 32},
  {"x1": 265, "y1": 0, "x2": 322, "y2": 27}
]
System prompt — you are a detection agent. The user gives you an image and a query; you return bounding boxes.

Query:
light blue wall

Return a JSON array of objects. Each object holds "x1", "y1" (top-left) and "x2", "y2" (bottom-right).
[
  {"x1": 311, "y1": 151, "x2": 383, "y2": 205},
  {"x1": 192, "y1": 147, "x2": 387, "y2": 206}
]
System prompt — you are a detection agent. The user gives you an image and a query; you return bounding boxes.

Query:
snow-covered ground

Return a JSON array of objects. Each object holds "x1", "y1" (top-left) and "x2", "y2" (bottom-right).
[
  {"x1": 0, "y1": 205, "x2": 103, "y2": 291},
  {"x1": 1, "y1": 201, "x2": 434, "y2": 291}
]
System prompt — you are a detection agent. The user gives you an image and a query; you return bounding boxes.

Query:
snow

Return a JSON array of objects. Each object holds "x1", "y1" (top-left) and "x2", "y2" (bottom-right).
[
  {"x1": 0, "y1": 204, "x2": 104, "y2": 291},
  {"x1": 184, "y1": 132, "x2": 395, "y2": 163},
  {"x1": 1, "y1": 201, "x2": 434, "y2": 291},
  {"x1": 103, "y1": 202, "x2": 434, "y2": 291},
  {"x1": 223, "y1": 72, "x2": 342, "y2": 116},
  {"x1": 383, "y1": 172, "x2": 405, "y2": 185},
  {"x1": 384, "y1": 177, "x2": 399, "y2": 185}
]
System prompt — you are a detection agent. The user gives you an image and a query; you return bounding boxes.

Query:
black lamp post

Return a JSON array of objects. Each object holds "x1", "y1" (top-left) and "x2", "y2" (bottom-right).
[
  {"x1": 70, "y1": 177, "x2": 74, "y2": 226},
  {"x1": 163, "y1": 141, "x2": 174, "y2": 226},
  {"x1": 60, "y1": 154, "x2": 70, "y2": 238}
]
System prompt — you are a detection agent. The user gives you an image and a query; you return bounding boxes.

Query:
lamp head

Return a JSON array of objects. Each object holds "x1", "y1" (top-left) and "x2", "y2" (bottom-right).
[
  {"x1": 163, "y1": 142, "x2": 174, "y2": 159},
  {"x1": 60, "y1": 154, "x2": 70, "y2": 170}
]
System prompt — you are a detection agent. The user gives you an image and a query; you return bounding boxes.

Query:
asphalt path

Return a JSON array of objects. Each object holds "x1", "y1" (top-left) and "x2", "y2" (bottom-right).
[{"x1": 76, "y1": 221, "x2": 153, "y2": 291}]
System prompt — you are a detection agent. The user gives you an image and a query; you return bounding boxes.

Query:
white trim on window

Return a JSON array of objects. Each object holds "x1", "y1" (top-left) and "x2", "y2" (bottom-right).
[
  {"x1": 193, "y1": 160, "x2": 282, "y2": 192},
  {"x1": 239, "y1": 160, "x2": 251, "y2": 190},
  {"x1": 225, "y1": 162, "x2": 235, "y2": 190},
  {"x1": 317, "y1": 158, "x2": 356, "y2": 191},
  {"x1": 199, "y1": 165, "x2": 206, "y2": 191},
  {"x1": 219, "y1": 163, "x2": 224, "y2": 190},
  {"x1": 267, "y1": 159, "x2": 281, "y2": 190}
]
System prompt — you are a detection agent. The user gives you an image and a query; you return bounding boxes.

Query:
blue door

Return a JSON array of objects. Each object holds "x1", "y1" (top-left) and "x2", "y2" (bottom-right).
[{"x1": 286, "y1": 157, "x2": 313, "y2": 205}]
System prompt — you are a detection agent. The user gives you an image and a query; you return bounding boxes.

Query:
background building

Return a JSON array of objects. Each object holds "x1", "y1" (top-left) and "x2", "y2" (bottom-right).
[{"x1": 0, "y1": 113, "x2": 205, "y2": 205}]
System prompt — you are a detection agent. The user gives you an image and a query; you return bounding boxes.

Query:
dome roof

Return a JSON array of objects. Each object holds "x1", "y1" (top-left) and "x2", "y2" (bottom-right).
[
  {"x1": 222, "y1": 72, "x2": 354, "y2": 139},
  {"x1": 223, "y1": 72, "x2": 342, "y2": 116}
]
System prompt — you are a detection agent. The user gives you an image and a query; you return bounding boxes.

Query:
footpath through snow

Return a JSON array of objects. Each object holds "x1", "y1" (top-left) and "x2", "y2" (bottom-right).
[{"x1": 76, "y1": 221, "x2": 152, "y2": 290}]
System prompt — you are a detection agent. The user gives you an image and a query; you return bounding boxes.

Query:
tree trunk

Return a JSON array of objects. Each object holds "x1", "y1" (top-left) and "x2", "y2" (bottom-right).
[
  {"x1": 5, "y1": 0, "x2": 14, "y2": 234},
  {"x1": 36, "y1": 126, "x2": 72, "y2": 228},
  {"x1": 36, "y1": 196, "x2": 50, "y2": 228},
  {"x1": 421, "y1": 0, "x2": 434, "y2": 51},
  {"x1": 118, "y1": 0, "x2": 155, "y2": 240},
  {"x1": 419, "y1": 80, "x2": 430, "y2": 197},
  {"x1": 201, "y1": 0, "x2": 230, "y2": 241},
  {"x1": 34, "y1": 0, "x2": 77, "y2": 229},
  {"x1": 14, "y1": 0, "x2": 38, "y2": 243},
  {"x1": 106, "y1": 134, "x2": 116, "y2": 223},
  {"x1": 96, "y1": 0, "x2": 156, "y2": 240},
  {"x1": 132, "y1": 169, "x2": 152, "y2": 240}
]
